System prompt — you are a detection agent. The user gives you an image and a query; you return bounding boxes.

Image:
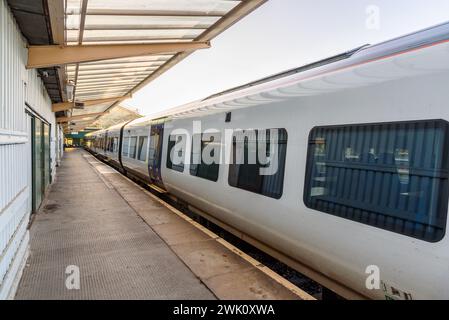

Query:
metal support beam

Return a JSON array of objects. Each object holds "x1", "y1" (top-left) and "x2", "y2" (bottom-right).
[
  {"x1": 27, "y1": 42, "x2": 211, "y2": 69},
  {"x1": 52, "y1": 94, "x2": 131, "y2": 112},
  {"x1": 47, "y1": 0, "x2": 67, "y2": 102},
  {"x1": 102, "y1": 0, "x2": 267, "y2": 117},
  {"x1": 47, "y1": 0, "x2": 65, "y2": 45},
  {"x1": 57, "y1": 112, "x2": 108, "y2": 123}
]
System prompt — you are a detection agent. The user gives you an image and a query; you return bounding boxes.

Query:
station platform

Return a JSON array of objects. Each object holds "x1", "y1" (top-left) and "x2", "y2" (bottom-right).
[{"x1": 15, "y1": 149, "x2": 309, "y2": 300}]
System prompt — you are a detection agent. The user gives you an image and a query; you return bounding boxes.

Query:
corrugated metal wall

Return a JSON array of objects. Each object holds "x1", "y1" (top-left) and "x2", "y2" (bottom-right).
[{"x1": 0, "y1": 0, "x2": 57, "y2": 299}]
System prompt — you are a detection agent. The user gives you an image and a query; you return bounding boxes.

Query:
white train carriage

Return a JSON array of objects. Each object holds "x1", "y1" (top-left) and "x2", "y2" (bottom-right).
[
  {"x1": 103, "y1": 122, "x2": 127, "y2": 169},
  {"x1": 86, "y1": 21, "x2": 449, "y2": 300}
]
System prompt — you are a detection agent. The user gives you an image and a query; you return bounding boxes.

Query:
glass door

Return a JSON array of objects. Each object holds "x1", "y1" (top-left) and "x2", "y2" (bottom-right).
[
  {"x1": 32, "y1": 118, "x2": 43, "y2": 212},
  {"x1": 31, "y1": 118, "x2": 51, "y2": 212},
  {"x1": 43, "y1": 123, "x2": 51, "y2": 188}
]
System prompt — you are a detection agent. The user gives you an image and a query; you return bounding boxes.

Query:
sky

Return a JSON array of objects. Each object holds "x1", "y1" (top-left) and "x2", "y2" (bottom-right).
[{"x1": 125, "y1": 0, "x2": 449, "y2": 116}]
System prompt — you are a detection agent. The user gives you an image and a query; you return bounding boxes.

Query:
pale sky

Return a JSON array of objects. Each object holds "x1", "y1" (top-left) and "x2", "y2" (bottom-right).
[{"x1": 126, "y1": 0, "x2": 449, "y2": 116}]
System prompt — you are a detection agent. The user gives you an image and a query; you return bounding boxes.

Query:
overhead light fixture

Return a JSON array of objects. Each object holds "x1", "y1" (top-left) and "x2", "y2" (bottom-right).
[
  {"x1": 74, "y1": 101, "x2": 85, "y2": 109},
  {"x1": 66, "y1": 81, "x2": 75, "y2": 101}
]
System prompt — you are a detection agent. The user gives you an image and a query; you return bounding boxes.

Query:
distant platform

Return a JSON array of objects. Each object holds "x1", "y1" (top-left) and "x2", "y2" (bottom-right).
[{"x1": 15, "y1": 149, "x2": 307, "y2": 300}]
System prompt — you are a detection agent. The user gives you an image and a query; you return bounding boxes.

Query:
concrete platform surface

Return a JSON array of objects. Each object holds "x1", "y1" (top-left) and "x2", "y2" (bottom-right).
[{"x1": 15, "y1": 148, "x2": 303, "y2": 300}]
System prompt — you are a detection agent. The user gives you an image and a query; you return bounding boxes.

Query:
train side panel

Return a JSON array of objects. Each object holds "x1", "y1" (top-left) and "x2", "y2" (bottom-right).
[
  {"x1": 121, "y1": 120, "x2": 152, "y2": 180},
  {"x1": 159, "y1": 40, "x2": 449, "y2": 299}
]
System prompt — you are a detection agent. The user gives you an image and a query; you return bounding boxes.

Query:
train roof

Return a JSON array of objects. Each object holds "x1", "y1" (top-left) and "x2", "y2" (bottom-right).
[
  {"x1": 115, "y1": 20, "x2": 449, "y2": 128},
  {"x1": 202, "y1": 20, "x2": 449, "y2": 101}
]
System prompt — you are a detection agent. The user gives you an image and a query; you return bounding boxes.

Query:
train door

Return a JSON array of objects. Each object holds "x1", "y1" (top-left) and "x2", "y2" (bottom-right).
[{"x1": 148, "y1": 124, "x2": 164, "y2": 186}]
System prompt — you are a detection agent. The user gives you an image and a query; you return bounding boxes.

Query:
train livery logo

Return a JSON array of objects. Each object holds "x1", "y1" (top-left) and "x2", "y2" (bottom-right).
[
  {"x1": 381, "y1": 282, "x2": 413, "y2": 301},
  {"x1": 366, "y1": 265, "x2": 413, "y2": 300}
]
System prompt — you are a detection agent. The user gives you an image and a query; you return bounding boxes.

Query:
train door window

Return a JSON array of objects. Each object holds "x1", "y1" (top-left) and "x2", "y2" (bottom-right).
[
  {"x1": 190, "y1": 133, "x2": 221, "y2": 182},
  {"x1": 228, "y1": 128, "x2": 287, "y2": 199},
  {"x1": 138, "y1": 136, "x2": 148, "y2": 162},
  {"x1": 129, "y1": 136, "x2": 138, "y2": 159},
  {"x1": 149, "y1": 134, "x2": 159, "y2": 162},
  {"x1": 167, "y1": 134, "x2": 186, "y2": 172},
  {"x1": 122, "y1": 137, "x2": 130, "y2": 157},
  {"x1": 304, "y1": 120, "x2": 449, "y2": 242}
]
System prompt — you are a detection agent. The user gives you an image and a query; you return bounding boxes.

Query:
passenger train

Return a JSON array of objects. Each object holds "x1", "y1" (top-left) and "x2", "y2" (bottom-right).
[{"x1": 85, "y1": 22, "x2": 449, "y2": 300}]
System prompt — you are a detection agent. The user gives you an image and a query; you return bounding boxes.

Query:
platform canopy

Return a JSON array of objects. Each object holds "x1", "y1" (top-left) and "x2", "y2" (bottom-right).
[{"x1": 24, "y1": 0, "x2": 266, "y2": 133}]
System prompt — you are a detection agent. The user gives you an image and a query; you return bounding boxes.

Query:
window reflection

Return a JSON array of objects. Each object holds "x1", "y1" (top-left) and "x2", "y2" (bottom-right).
[{"x1": 304, "y1": 121, "x2": 449, "y2": 242}]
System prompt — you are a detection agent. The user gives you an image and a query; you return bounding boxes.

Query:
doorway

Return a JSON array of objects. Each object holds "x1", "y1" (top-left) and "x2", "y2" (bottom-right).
[{"x1": 29, "y1": 113, "x2": 51, "y2": 213}]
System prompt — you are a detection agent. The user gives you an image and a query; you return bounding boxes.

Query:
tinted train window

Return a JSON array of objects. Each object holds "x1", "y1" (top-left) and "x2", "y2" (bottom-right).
[
  {"x1": 149, "y1": 134, "x2": 159, "y2": 162},
  {"x1": 138, "y1": 136, "x2": 148, "y2": 162},
  {"x1": 304, "y1": 120, "x2": 449, "y2": 242},
  {"x1": 190, "y1": 133, "x2": 221, "y2": 182},
  {"x1": 108, "y1": 138, "x2": 114, "y2": 152},
  {"x1": 166, "y1": 134, "x2": 186, "y2": 172},
  {"x1": 129, "y1": 136, "x2": 137, "y2": 159},
  {"x1": 122, "y1": 137, "x2": 129, "y2": 157},
  {"x1": 228, "y1": 129, "x2": 287, "y2": 199}
]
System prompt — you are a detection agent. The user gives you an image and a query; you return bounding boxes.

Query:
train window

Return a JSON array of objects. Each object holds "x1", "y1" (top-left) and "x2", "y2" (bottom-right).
[
  {"x1": 122, "y1": 137, "x2": 129, "y2": 157},
  {"x1": 129, "y1": 136, "x2": 138, "y2": 159},
  {"x1": 190, "y1": 133, "x2": 221, "y2": 182},
  {"x1": 137, "y1": 136, "x2": 148, "y2": 162},
  {"x1": 304, "y1": 120, "x2": 449, "y2": 242},
  {"x1": 167, "y1": 134, "x2": 186, "y2": 172},
  {"x1": 113, "y1": 137, "x2": 118, "y2": 153},
  {"x1": 228, "y1": 128, "x2": 287, "y2": 199},
  {"x1": 149, "y1": 134, "x2": 159, "y2": 162}
]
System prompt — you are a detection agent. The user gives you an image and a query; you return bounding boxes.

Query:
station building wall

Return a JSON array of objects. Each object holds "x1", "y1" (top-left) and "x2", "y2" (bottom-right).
[{"x1": 0, "y1": 0, "x2": 61, "y2": 299}]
